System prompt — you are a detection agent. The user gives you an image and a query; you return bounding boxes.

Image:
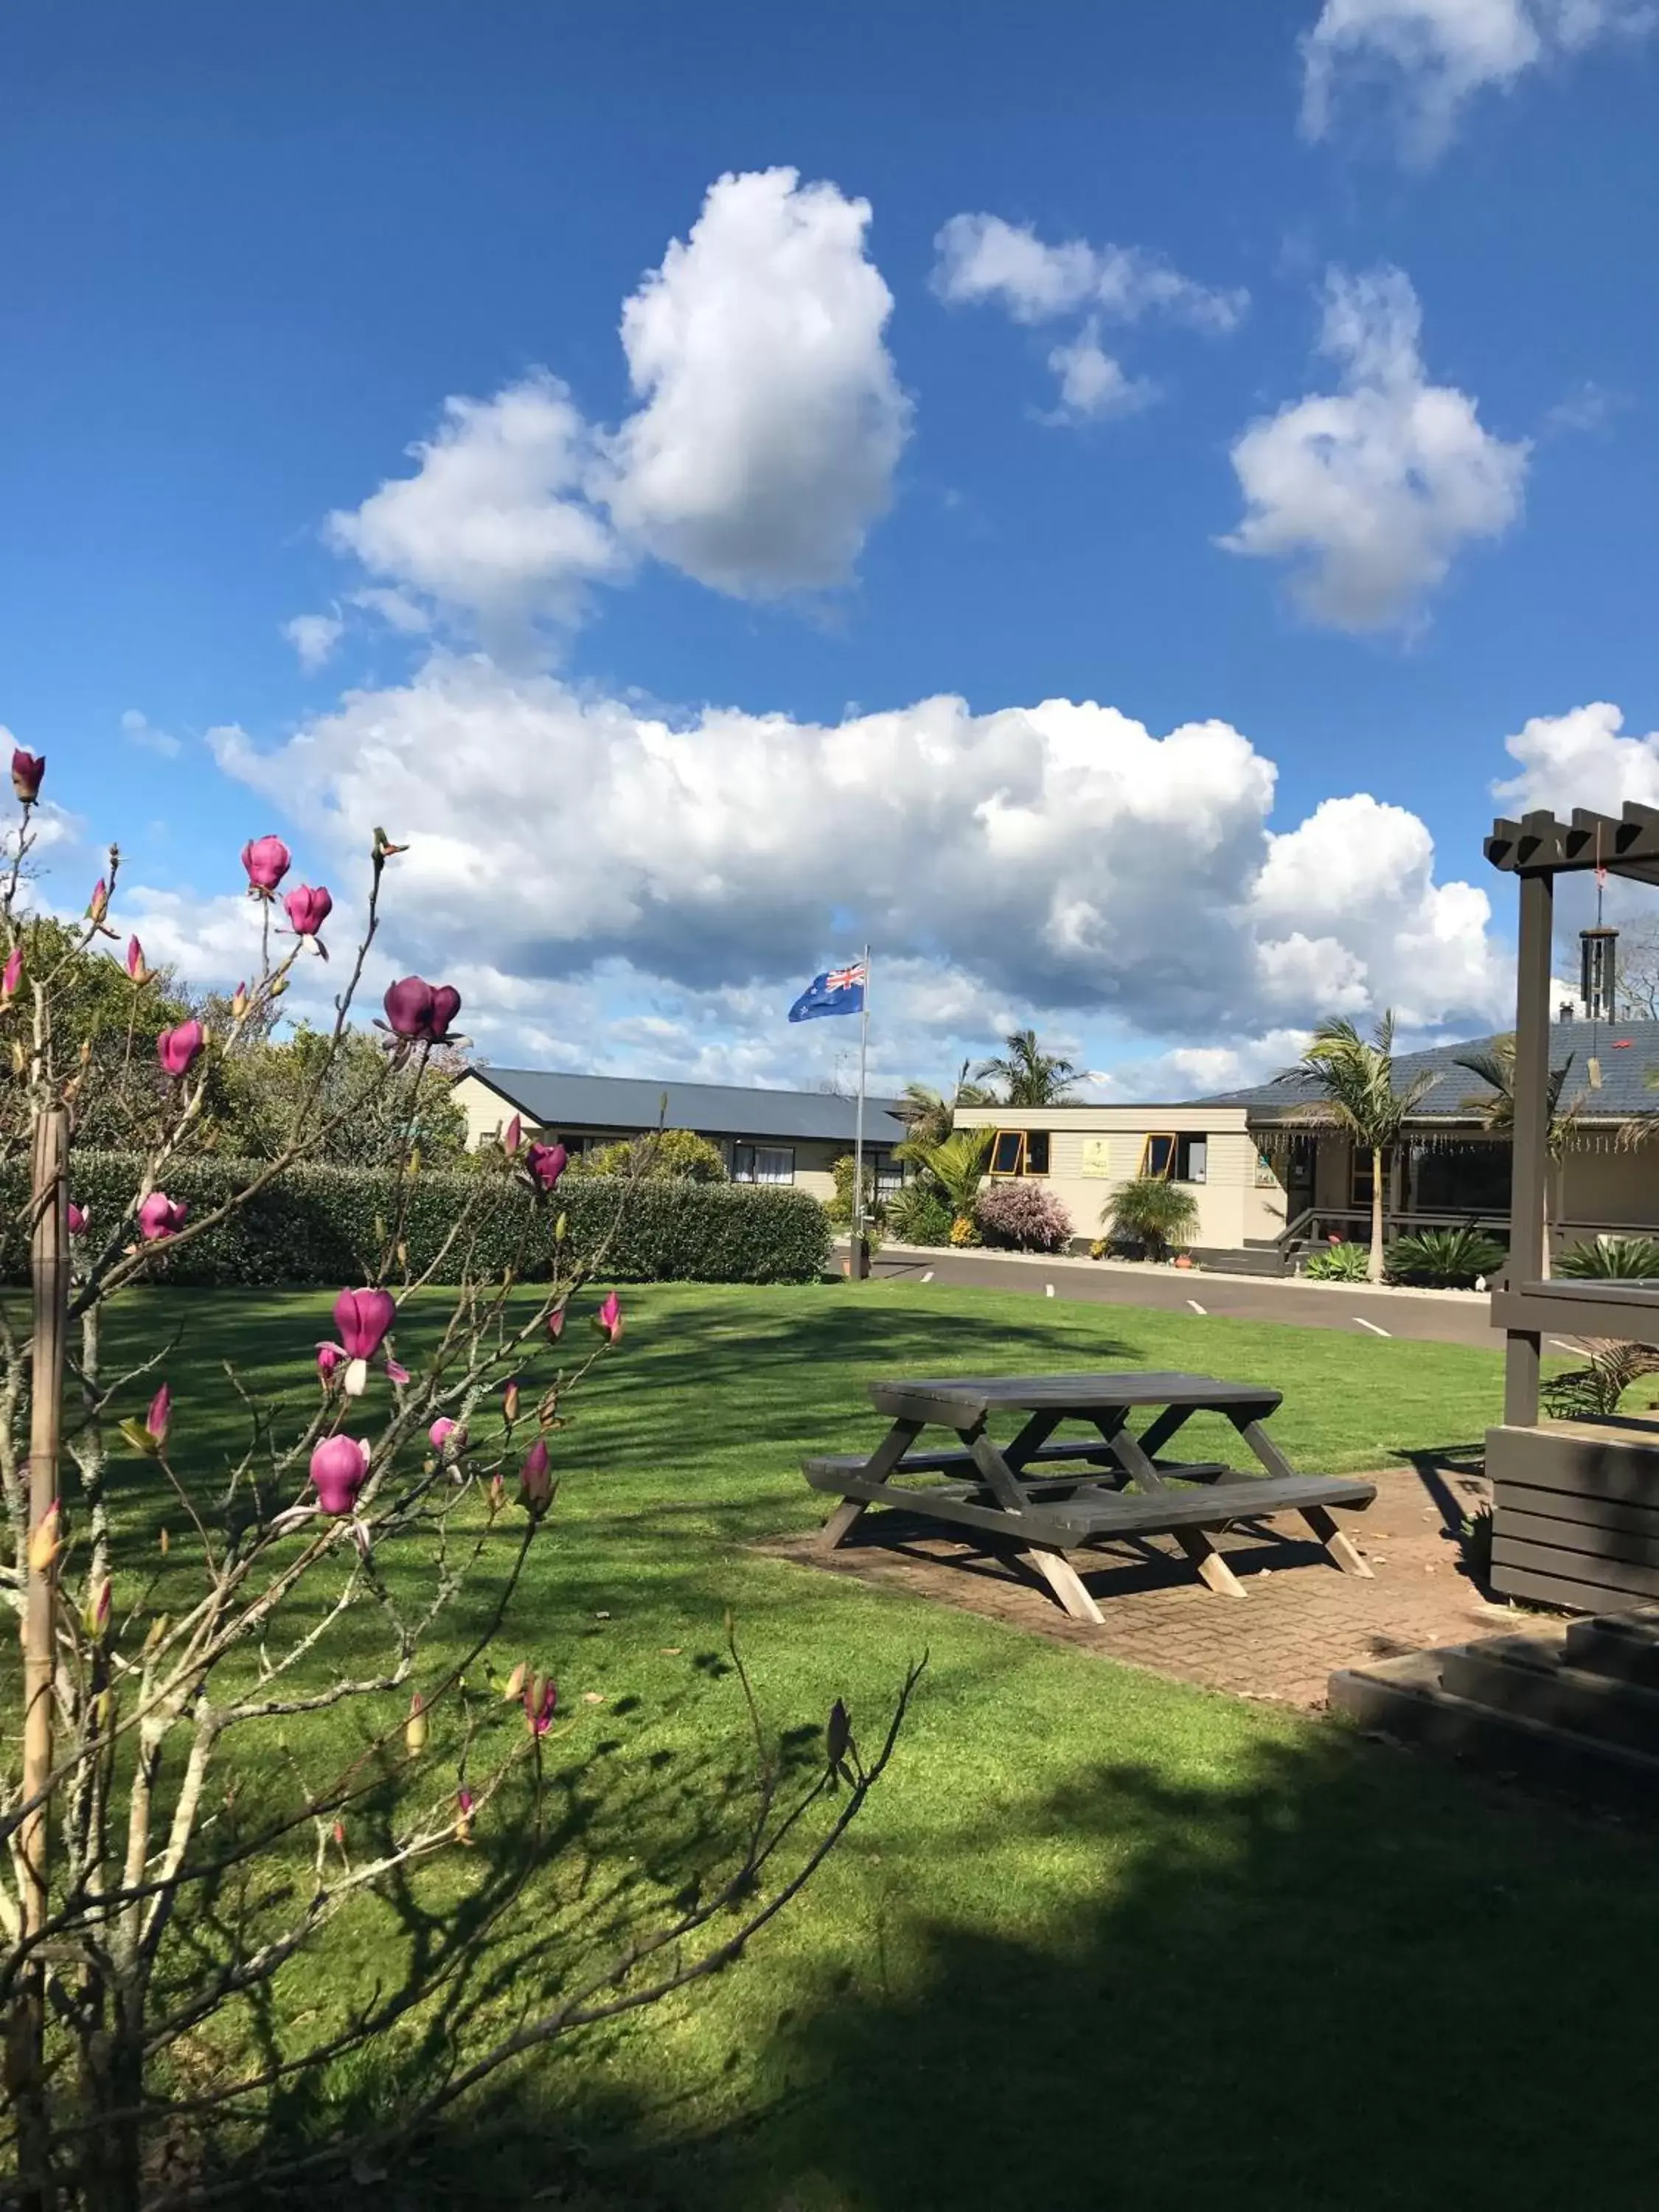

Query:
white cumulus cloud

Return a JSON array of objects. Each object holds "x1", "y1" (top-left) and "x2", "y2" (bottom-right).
[
  {"x1": 323, "y1": 170, "x2": 908, "y2": 636},
  {"x1": 604, "y1": 167, "x2": 911, "y2": 597},
  {"x1": 203, "y1": 657, "x2": 1509, "y2": 1080},
  {"x1": 1044, "y1": 324, "x2": 1154, "y2": 424},
  {"x1": 933, "y1": 212, "x2": 1246, "y2": 426},
  {"x1": 119, "y1": 708, "x2": 181, "y2": 758},
  {"x1": 1222, "y1": 265, "x2": 1528, "y2": 630},
  {"x1": 1301, "y1": 0, "x2": 1655, "y2": 161},
  {"x1": 282, "y1": 611, "x2": 346, "y2": 670},
  {"x1": 1493, "y1": 700, "x2": 1659, "y2": 815},
  {"x1": 325, "y1": 376, "x2": 622, "y2": 638}
]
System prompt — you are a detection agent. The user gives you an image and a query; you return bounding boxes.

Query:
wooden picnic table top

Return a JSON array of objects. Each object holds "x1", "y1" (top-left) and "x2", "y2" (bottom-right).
[{"x1": 867, "y1": 1371, "x2": 1284, "y2": 1422}]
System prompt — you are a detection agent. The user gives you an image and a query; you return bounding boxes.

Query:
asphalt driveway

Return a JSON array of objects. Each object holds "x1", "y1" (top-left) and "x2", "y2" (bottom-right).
[{"x1": 863, "y1": 1245, "x2": 1507, "y2": 1349}]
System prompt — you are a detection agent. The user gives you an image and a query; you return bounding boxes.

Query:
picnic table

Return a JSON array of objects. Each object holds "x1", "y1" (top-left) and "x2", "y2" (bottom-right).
[{"x1": 803, "y1": 1370, "x2": 1377, "y2": 1624}]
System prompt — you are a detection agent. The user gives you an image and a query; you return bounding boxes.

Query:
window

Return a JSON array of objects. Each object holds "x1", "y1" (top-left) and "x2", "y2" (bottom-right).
[
  {"x1": 1139, "y1": 1133, "x2": 1176, "y2": 1180},
  {"x1": 1350, "y1": 1150, "x2": 1377, "y2": 1207},
  {"x1": 872, "y1": 1151, "x2": 906, "y2": 1196},
  {"x1": 732, "y1": 1144, "x2": 795, "y2": 1186},
  {"x1": 989, "y1": 1130, "x2": 1051, "y2": 1177},
  {"x1": 1176, "y1": 1135, "x2": 1206, "y2": 1184},
  {"x1": 1140, "y1": 1132, "x2": 1207, "y2": 1183}
]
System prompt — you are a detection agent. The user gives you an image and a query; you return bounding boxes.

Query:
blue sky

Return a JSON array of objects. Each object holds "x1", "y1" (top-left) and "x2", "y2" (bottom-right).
[{"x1": 4, "y1": 0, "x2": 1657, "y2": 1097}]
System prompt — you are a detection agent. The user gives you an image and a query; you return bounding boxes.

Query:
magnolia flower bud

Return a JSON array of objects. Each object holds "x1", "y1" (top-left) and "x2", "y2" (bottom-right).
[
  {"x1": 1, "y1": 945, "x2": 21, "y2": 1004},
  {"x1": 283, "y1": 883, "x2": 333, "y2": 938},
  {"x1": 145, "y1": 1382, "x2": 172, "y2": 1448},
  {"x1": 594, "y1": 1292, "x2": 623, "y2": 1344},
  {"x1": 87, "y1": 877, "x2": 110, "y2": 925},
  {"x1": 241, "y1": 835, "x2": 291, "y2": 894},
  {"x1": 137, "y1": 1192, "x2": 187, "y2": 1242},
  {"x1": 502, "y1": 1114, "x2": 523, "y2": 1155},
  {"x1": 156, "y1": 1020, "x2": 204, "y2": 1079},
  {"x1": 28, "y1": 1501, "x2": 61, "y2": 1574},
  {"x1": 126, "y1": 935, "x2": 148, "y2": 983},
  {"x1": 405, "y1": 1691, "x2": 428, "y2": 1756},
  {"x1": 230, "y1": 980, "x2": 249, "y2": 1020},
  {"x1": 10, "y1": 747, "x2": 44, "y2": 802},
  {"x1": 501, "y1": 1378, "x2": 521, "y2": 1425},
  {"x1": 519, "y1": 1436, "x2": 554, "y2": 1520},
  {"x1": 309, "y1": 1434, "x2": 371, "y2": 1516},
  {"x1": 504, "y1": 1660, "x2": 529, "y2": 1701}
]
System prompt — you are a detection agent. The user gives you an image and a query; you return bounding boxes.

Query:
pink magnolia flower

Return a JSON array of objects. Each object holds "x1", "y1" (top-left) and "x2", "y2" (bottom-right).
[
  {"x1": 66, "y1": 1202, "x2": 88, "y2": 1237},
  {"x1": 1, "y1": 946, "x2": 21, "y2": 1002},
  {"x1": 382, "y1": 977, "x2": 462, "y2": 1043},
  {"x1": 385, "y1": 1355, "x2": 411, "y2": 1388},
  {"x1": 595, "y1": 1292, "x2": 623, "y2": 1345},
  {"x1": 137, "y1": 1192, "x2": 188, "y2": 1242},
  {"x1": 10, "y1": 748, "x2": 44, "y2": 802},
  {"x1": 283, "y1": 883, "x2": 333, "y2": 937},
  {"x1": 333, "y1": 1287, "x2": 396, "y2": 1362},
  {"x1": 503, "y1": 1115, "x2": 522, "y2": 1155},
  {"x1": 546, "y1": 1306, "x2": 566, "y2": 1343},
  {"x1": 523, "y1": 1674, "x2": 558, "y2": 1736},
  {"x1": 156, "y1": 1019, "x2": 204, "y2": 1079},
  {"x1": 241, "y1": 835, "x2": 291, "y2": 894},
  {"x1": 126, "y1": 936, "x2": 147, "y2": 982},
  {"x1": 457, "y1": 1786, "x2": 476, "y2": 1817},
  {"x1": 519, "y1": 1436, "x2": 553, "y2": 1519},
  {"x1": 310, "y1": 1433, "x2": 371, "y2": 1517},
  {"x1": 145, "y1": 1382, "x2": 172, "y2": 1448},
  {"x1": 524, "y1": 1141, "x2": 568, "y2": 1195},
  {"x1": 316, "y1": 1342, "x2": 345, "y2": 1382},
  {"x1": 429, "y1": 1416, "x2": 466, "y2": 1457}
]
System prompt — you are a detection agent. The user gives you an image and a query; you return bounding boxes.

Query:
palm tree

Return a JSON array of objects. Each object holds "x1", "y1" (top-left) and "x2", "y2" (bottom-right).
[
  {"x1": 893, "y1": 1061, "x2": 995, "y2": 1152},
  {"x1": 896, "y1": 1127, "x2": 994, "y2": 1237},
  {"x1": 1102, "y1": 1176, "x2": 1200, "y2": 1262},
  {"x1": 1293, "y1": 1012, "x2": 1437, "y2": 1284},
  {"x1": 1455, "y1": 1034, "x2": 1577, "y2": 1280},
  {"x1": 975, "y1": 1029, "x2": 1080, "y2": 1107}
]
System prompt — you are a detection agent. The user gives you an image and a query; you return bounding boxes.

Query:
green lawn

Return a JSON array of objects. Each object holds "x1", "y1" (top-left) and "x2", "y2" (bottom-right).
[{"x1": 74, "y1": 1284, "x2": 1659, "y2": 2208}]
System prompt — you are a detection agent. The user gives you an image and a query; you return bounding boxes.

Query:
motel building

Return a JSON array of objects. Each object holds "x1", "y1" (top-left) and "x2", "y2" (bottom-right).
[
  {"x1": 451, "y1": 1065, "x2": 908, "y2": 1208},
  {"x1": 956, "y1": 1015, "x2": 1659, "y2": 1273}
]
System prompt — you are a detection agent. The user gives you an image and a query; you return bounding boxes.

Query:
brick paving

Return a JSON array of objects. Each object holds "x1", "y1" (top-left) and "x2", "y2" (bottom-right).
[{"x1": 765, "y1": 1460, "x2": 1529, "y2": 1710}]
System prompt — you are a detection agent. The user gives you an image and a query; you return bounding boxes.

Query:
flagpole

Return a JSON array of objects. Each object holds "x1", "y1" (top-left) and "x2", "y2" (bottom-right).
[{"x1": 852, "y1": 945, "x2": 871, "y2": 1279}]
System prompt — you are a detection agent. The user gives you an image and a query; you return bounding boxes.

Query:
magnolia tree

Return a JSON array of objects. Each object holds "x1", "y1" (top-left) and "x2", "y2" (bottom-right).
[{"x1": 0, "y1": 752, "x2": 911, "y2": 2211}]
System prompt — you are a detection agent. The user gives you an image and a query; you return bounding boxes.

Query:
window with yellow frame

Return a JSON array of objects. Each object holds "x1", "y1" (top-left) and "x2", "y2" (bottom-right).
[
  {"x1": 1138, "y1": 1132, "x2": 1208, "y2": 1183},
  {"x1": 988, "y1": 1129, "x2": 1051, "y2": 1177}
]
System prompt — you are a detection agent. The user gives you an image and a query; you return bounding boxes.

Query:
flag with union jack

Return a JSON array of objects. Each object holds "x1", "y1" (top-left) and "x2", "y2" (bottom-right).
[{"x1": 787, "y1": 961, "x2": 867, "y2": 1022}]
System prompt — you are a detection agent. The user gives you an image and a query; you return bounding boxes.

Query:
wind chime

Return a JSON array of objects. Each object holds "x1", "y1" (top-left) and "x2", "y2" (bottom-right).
[{"x1": 1580, "y1": 824, "x2": 1617, "y2": 1091}]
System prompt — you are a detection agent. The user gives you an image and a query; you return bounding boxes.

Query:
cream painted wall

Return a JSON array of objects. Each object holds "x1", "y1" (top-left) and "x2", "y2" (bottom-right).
[{"x1": 953, "y1": 1104, "x2": 1281, "y2": 1250}]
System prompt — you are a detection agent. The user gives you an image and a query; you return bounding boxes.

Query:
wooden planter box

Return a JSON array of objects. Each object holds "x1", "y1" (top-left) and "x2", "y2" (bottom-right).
[{"x1": 1488, "y1": 1418, "x2": 1659, "y2": 1612}]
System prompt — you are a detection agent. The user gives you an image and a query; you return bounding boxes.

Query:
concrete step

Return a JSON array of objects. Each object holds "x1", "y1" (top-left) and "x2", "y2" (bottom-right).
[
  {"x1": 1565, "y1": 1606, "x2": 1659, "y2": 1686},
  {"x1": 1440, "y1": 1634, "x2": 1659, "y2": 1757},
  {"x1": 1329, "y1": 1646, "x2": 1659, "y2": 1813}
]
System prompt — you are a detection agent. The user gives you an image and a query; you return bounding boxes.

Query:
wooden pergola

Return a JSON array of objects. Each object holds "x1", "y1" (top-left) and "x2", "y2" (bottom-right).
[{"x1": 1484, "y1": 802, "x2": 1659, "y2": 1609}]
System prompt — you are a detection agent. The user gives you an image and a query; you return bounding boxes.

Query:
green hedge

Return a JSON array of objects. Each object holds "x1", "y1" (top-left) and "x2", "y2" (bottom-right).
[{"x1": 1, "y1": 1153, "x2": 831, "y2": 1287}]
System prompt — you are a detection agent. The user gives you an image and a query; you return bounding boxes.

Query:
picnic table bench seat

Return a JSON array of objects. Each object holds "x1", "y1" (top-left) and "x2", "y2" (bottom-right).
[{"x1": 803, "y1": 1369, "x2": 1379, "y2": 1621}]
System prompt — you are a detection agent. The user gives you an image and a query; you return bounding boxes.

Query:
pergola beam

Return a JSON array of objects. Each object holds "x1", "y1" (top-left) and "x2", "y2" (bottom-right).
[{"x1": 1487, "y1": 802, "x2": 1659, "y2": 880}]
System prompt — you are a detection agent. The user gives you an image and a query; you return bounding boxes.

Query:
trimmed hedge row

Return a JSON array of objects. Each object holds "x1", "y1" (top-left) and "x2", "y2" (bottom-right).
[{"x1": 1, "y1": 1152, "x2": 831, "y2": 1287}]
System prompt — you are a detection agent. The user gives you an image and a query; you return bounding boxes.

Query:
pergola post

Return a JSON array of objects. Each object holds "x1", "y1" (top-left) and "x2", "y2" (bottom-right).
[{"x1": 1503, "y1": 849, "x2": 1554, "y2": 1425}]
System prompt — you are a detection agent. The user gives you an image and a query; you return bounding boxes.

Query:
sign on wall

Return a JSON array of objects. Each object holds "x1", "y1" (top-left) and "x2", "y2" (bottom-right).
[{"x1": 1080, "y1": 1137, "x2": 1114, "y2": 1178}]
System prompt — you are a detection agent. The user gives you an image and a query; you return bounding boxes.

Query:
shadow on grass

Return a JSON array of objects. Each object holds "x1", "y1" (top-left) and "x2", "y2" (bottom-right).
[{"x1": 214, "y1": 1709, "x2": 1659, "y2": 2212}]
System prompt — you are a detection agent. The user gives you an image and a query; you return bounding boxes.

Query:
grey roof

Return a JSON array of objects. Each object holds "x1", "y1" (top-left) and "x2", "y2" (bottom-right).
[
  {"x1": 467, "y1": 1066, "x2": 908, "y2": 1146},
  {"x1": 1194, "y1": 1019, "x2": 1659, "y2": 1121}
]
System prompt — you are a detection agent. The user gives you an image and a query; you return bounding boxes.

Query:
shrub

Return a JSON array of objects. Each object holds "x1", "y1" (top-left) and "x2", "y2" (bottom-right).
[
  {"x1": 1099, "y1": 1176, "x2": 1198, "y2": 1261},
  {"x1": 886, "y1": 1182, "x2": 954, "y2": 1246},
  {"x1": 1304, "y1": 1239, "x2": 1371, "y2": 1282},
  {"x1": 1557, "y1": 1234, "x2": 1659, "y2": 1279},
  {"x1": 976, "y1": 1180, "x2": 1074, "y2": 1253},
  {"x1": 579, "y1": 1127, "x2": 728, "y2": 1181},
  {"x1": 1385, "y1": 1225, "x2": 1507, "y2": 1288},
  {"x1": 1543, "y1": 1339, "x2": 1659, "y2": 1418},
  {"x1": 0, "y1": 1152, "x2": 830, "y2": 1286},
  {"x1": 827, "y1": 1150, "x2": 888, "y2": 1229}
]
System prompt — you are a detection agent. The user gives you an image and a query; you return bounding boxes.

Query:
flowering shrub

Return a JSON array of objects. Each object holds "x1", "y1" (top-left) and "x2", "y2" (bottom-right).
[
  {"x1": 0, "y1": 758, "x2": 904, "y2": 2204},
  {"x1": 976, "y1": 1180, "x2": 1074, "y2": 1253}
]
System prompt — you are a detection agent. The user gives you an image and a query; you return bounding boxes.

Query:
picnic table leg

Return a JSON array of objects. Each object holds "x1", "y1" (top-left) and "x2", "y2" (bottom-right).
[
  {"x1": 819, "y1": 1417, "x2": 923, "y2": 1550},
  {"x1": 1096, "y1": 1416, "x2": 1248, "y2": 1599},
  {"x1": 1233, "y1": 1418, "x2": 1373, "y2": 1578},
  {"x1": 1298, "y1": 1502, "x2": 1374, "y2": 1578},
  {"x1": 819, "y1": 1497, "x2": 868, "y2": 1551},
  {"x1": 1017, "y1": 1543, "x2": 1105, "y2": 1626}
]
